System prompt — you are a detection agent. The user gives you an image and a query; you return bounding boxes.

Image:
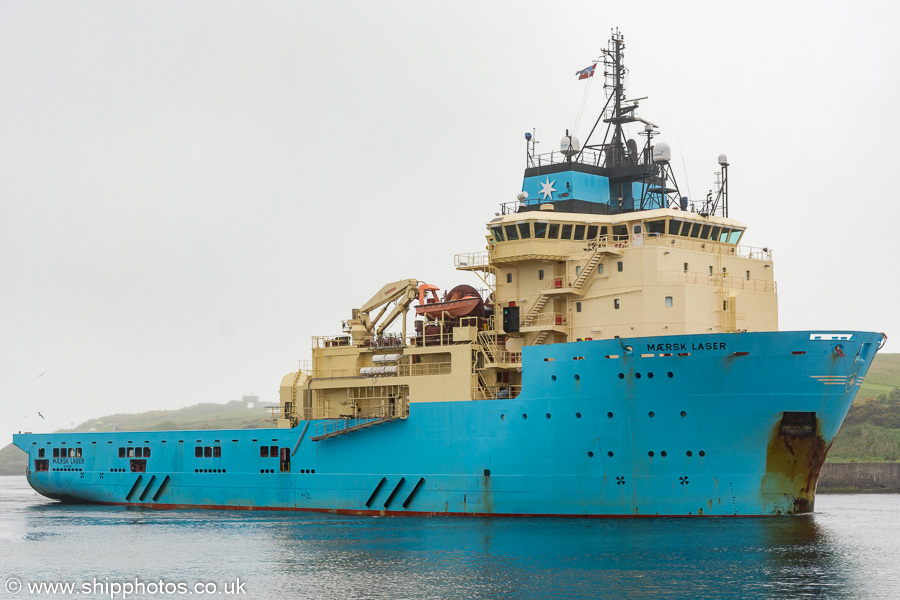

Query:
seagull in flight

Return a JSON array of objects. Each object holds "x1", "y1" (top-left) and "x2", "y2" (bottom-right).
[
  {"x1": 36, "y1": 371, "x2": 46, "y2": 378},
  {"x1": 38, "y1": 412, "x2": 45, "y2": 420}
]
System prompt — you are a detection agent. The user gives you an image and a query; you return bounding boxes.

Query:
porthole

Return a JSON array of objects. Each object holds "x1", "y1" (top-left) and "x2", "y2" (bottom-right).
[
  {"x1": 522, "y1": 413, "x2": 528, "y2": 420},
  {"x1": 607, "y1": 451, "x2": 614, "y2": 457},
  {"x1": 699, "y1": 451, "x2": 706, "y2": 457},
  {"x1": 575, "y1": 412, "x2": 582, "y2": 419},
  {"x1": 648, "y1": 411, "x2": 655, "y2": 418},
  {"x1": 618, "y1": 373, "x2": 625, "y2": 379},
  {"x1": 648, "y1": 451, "x2": 655, "y2": 457},
  {"x1": 574, "y1": 374, "x2": 580, "y2": 381},
  {"x1": 661, "y1": 451, "x2": 668, "y2": 457},
  {"x1": 545, "y1": 413, "x2": 551, "y2": 419},
  {"x1": 551, "y1": 375, "x2": 557, "y2": 382},
  {"x1": 686, "y1": 450, "x2": 693, "y2": 457},
  {"x1": 635, "y1": 372, "x2": 642, "y2": 379},
  {"x1": 588, "y1": 451, "x2": 594, "y2": 458},
  {"x1": 667, "y1": 372, "x2": 674, "y2": 378},
  {"x1": 680, "y1": 410, "x2": 687, "y2": 417},
  {"x1": 648, "y1": 372, "x2": 654, "y2": 379},
  {"x1": 607, "y1": 412, "x2": 614, "y2": 418},
  {"x1": 500, "y1": 414, "x2": 505, "y2": 420}
]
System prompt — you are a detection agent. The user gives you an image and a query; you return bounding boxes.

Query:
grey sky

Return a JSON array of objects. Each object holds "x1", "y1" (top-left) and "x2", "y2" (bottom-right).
[{"x1": 2, "y1": 1, "x2": 898, "y2": 444}]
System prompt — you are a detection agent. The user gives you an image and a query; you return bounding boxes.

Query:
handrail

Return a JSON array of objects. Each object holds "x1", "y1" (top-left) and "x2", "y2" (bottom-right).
[
  {"x1": 312, "y1": 404, "x2": 401, "y2": 440},
  {"x1": 454, "y1": 252, "x2": 491, "y2": 269},
  {"x1": 657, "y1": 270, "x2": 777, "y2": 293}
]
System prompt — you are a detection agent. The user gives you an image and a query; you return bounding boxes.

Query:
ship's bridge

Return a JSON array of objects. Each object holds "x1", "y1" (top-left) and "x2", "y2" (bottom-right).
[{"x1": 484, "y1": 208, "x2": 748, "y2": 264}]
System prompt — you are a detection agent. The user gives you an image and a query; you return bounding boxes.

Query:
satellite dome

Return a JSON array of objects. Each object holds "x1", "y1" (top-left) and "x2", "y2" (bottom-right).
[
  {"x1": 718, "y1": 154, "x2": 728, "y2": 166},
  {"x1": 560, "y1": 135, "x2": 580, "y2": 156},
  {"x1": 525, "y1": 132, "x2": 533, "y2": 141},
  {"x1": 653, "y1": 142, "x2": 671, "y2": 163}
]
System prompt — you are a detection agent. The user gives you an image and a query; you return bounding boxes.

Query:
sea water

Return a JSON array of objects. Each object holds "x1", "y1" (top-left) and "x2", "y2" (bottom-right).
[{"x1": 1, "y1": 476, "x2": 898, "y2": 600}]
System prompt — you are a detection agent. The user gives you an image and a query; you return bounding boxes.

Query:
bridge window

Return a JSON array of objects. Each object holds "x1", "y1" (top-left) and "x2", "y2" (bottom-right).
[
  {"x1": 504, "y1": 224, "x2": 519, "y2": 241},
  {"x1": 729, "y1": 229, "x2": 743, "y2": 244},
  {"x1": 490, "y1": 226, "x2": 504, "y2": 242},
  {"x1": 612, "y1": 225, "x2": 628, "y2": 239},
  {"x1": 711, "y1": 226, "x2": 721, "y2": 241},
  {"x1": 689, "y1": 224, "x2": 702, "y2": 238},
  {"x1": 517, "y1": 222, "x2": 531, "y2": 239},
  {"x1": 587, "y1": 225, "x2": 598, "y2": 239},
  {"x1": 547, "y1": 223, "x2": 560, "y2": 239},
  {"x1": 669, "y1": 220, "x2": 683, "y2": 236},
  {"x1": 561, "y1": 224, "x2": 573, "y2": 240},
  {"x1": 574, "y1": 224, "x2": 585, "y2": 240},
  {"x1": 534, "y1": 221, "x2": 548, "y2": 238},
  {"x1": 647, "y1": 220, "x2": 666, "y2": 236},
  {"x1": 700, "y1": 225, "x2": 711, "y2": 239}
]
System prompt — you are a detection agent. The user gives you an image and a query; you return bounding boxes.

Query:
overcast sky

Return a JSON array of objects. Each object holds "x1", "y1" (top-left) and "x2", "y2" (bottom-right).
[{"x1": 2, "y1": 1, "x2": 899, "y2": 445}]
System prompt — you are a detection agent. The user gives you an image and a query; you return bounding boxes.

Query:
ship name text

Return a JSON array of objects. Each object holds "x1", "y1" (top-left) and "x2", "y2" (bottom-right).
[{"x1": 646, "y1": 341, "x2": 727, "y2": 352}]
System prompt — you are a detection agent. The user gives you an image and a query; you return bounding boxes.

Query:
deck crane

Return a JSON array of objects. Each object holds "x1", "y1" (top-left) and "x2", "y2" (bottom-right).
[{"x1": 344, "y1": 279, "x2": 420, "y2": 345}]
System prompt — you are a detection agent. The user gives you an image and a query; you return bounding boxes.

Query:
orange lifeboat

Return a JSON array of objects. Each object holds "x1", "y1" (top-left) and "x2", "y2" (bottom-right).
[{"x1": 415, "y1": 284, "x2": 484, "y2": 320}]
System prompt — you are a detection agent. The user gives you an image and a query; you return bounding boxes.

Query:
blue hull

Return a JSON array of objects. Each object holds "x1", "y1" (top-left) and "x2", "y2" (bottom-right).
[{"x1": 13, "y1": 331, "x2": 882, "y2": 516}]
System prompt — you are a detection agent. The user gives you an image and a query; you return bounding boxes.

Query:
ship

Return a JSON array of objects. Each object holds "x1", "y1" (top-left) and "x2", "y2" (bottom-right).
[{"x1": 13, "y1": 31, "x2": 885, "y2": 516}]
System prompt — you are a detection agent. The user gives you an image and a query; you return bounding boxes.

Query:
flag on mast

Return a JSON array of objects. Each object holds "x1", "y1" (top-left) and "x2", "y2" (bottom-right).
[{"x1": 575, "y1": 64, "x2": 596, "y2": 80}]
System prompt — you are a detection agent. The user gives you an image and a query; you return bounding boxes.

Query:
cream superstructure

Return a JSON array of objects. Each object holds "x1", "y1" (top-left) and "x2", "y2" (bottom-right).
[
  {"x1": 271, "y1": 206, "x2": 777, "y2": 434},
  {"x1": 466, "y1": 207, "x2": 776, "y2": 344}
]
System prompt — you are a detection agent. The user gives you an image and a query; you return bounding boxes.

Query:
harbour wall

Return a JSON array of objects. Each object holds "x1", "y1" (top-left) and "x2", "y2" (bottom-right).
[{"x1": 818, "y1": 462, "x2": 900, "y2": 493}]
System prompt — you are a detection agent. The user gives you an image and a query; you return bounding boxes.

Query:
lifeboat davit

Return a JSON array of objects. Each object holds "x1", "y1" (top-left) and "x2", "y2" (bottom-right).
[{"x1": 415, "y1": 284, "x2": 484, "y2": 320}]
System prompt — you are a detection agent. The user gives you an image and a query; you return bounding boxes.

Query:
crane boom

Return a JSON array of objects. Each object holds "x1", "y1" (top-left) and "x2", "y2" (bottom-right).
[{"x1": 347, "y1": 279, "x2": 420, "y2": 345}]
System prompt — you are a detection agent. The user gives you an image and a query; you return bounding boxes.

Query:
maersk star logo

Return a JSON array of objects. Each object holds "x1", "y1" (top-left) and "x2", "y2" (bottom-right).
[{"x1": 539, "y1": 177, "x2": 556, "y2": 200}]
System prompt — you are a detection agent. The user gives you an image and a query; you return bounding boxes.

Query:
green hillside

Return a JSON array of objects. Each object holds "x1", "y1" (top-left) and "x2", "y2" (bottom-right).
[
  {"x1": 0, "y1": 399, "x2": 275, "y2": 475},
  {"x1": 856, "y1": 353, "x2": 900, "y2": 399}
]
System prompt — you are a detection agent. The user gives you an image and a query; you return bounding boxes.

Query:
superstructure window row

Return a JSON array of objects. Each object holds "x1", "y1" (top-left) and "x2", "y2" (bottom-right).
[
  {"x1": 668, "y1": 219, "x2": 743, "y2": 243},
  {"x1": 491, "y1": 218, "x2": 744, "y2": 244},
  {"x1": 118, "y1": 446, "x2": 150, "y2": 458},
  {"x1": 52, "y1": 447, "x2": 83, "y2": 458},
  {"x1": 492, "y1": 222, "x2": 603, "y2": 243}
]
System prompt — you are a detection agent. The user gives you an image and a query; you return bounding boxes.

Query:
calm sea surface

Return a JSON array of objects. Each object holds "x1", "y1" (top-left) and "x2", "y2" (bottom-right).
[{"x1": 1, "y1": 476, "x2": 899, "y2": 600}]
